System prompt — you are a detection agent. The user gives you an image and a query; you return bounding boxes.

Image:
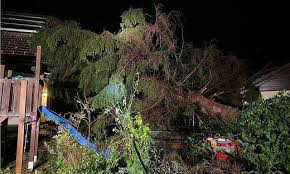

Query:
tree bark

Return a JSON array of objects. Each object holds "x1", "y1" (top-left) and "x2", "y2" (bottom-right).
[
  {"x1": 174, "y1": 88, "x2": 238, "y2": 121},
  {"x1": 188, "y1": 92, "x2": 237, "y2": 120}
]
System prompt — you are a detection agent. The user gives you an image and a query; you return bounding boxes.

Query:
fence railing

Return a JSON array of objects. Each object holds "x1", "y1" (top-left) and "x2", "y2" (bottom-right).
[
  {"x1": 0, "y1": 46, "x2": 43, "y2": 173},
  {"x1": 0, "y1": 77, "x2": 42, "y2": 117}
]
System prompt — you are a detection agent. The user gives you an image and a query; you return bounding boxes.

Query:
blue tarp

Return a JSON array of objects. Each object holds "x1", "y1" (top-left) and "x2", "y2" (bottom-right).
[{"x1": 38, "y1": 106, "x2": 111, "y2": 159}]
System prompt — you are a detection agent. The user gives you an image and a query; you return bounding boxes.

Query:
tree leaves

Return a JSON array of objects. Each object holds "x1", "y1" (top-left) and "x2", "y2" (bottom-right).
[
  {"x1": 120, "y1": 8, "x2": 146, "y2": 30},
  {"x1": 229, "y1": 91, "x2": 290, "y2": 172}
]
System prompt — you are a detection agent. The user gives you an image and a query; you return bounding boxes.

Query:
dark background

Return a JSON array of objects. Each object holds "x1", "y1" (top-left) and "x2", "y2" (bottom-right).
[{"x1": 2, "y1": 0, "x2": 289, "y2": 72}]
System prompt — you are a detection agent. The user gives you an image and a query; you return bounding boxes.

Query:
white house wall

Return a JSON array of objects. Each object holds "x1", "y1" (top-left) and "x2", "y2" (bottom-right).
[{"x1": 260, "y1": 90, "x2": 290, "y2": 99}]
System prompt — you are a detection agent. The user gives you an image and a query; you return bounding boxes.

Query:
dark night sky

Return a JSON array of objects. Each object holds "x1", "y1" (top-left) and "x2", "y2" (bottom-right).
[{"x1": 2, "y1": 0, "x2": 289, "y2": 71}]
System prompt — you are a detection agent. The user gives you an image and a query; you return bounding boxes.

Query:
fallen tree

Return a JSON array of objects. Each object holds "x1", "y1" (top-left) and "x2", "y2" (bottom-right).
[{"x1": 33, "y1": 4, "x2": 245, "y2": 129}]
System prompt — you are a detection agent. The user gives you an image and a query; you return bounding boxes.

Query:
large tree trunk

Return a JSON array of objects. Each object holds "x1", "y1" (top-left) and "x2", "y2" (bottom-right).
[
  {"x1": 187, "y1": 92, "x2": 238, "y2": 120},
  {"x1": 174, "y1": 88, "x2": 238, "y2": 120},
  {"x1": 144, "y1": 78, "x2": 238, "y2": 122}
]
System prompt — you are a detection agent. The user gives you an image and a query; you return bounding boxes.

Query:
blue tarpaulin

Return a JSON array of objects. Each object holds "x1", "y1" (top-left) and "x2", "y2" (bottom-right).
[{"x1": 38, "y1": 106, "x2": 111, "y2": 159}]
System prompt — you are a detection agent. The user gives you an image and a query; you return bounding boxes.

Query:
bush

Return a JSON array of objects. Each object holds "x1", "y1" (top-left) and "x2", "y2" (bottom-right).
[
  {"x1": 40, "y1": 111, "x2": 152, "y2": 174},
  {"x1": 110, "y1": 110, "x2": 153, "y2": 174},
  {"x1": 43, "y1": 131, "x2": 119, "y2": 174},
  {"x1": 0, "y1": 169, "x2": 9, "y2": 174},
  {"x1": 187, "y1": 135, "x2": 212, "y2": 162},
  {"x1": 228, "y1": 91, "x2": 290, "y2": 173}
]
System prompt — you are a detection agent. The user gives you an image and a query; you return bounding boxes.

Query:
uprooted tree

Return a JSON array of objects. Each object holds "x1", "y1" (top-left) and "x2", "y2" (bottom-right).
[{"x1": 33, "y1": 5, "x2": 247, "y2": 129}]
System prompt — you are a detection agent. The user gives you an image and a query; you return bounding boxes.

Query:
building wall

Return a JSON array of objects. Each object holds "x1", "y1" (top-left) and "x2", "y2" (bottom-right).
[{"x1": 260, "y1": 90, "x2": 290, "y2": 99}]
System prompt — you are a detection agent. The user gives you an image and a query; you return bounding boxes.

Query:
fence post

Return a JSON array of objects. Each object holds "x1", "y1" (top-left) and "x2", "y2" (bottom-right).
[
  {"x1": 0, "y1": 65, "x2": 5, "y2": 107},
  {"x1": 15, "y1": 80, "x2": 27, "y2": 174},
  {"x1": 33, "y1": 85, "x2": 43, "y2": 163},
  {"x1": 0, "y1": 79, "x2": 11, "y2": 114},
  {"x1": 28, "y1": 45, "x2": 41, "y2": 170},
  {"x1": 7, "y1": 70, "x2": 12, "y2": 78},
  {"x1": 12, "y1": 81, "x2": 21, "y2": 114}
]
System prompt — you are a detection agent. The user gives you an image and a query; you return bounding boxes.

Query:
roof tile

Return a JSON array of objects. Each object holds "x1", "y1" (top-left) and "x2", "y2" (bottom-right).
[{"x1": 1, "y1": 31, "x2": 35, "y2": 56}]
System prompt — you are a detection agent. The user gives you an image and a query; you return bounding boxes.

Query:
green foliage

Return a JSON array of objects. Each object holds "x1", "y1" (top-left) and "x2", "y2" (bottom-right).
[
  {"x1": 40, "y1": 84, "x2": 153, "y2": 173},
  {"x1": 120, "y1": 8, "x2": 146, "y2": 30},
  {"x1": 78, "y1": 61, "x2": 111, "y2": 95},
  {"x1": 80, "y1": 32, "x2": 118, "y2": 59},
  {"x1": 132, "y1": 77, "x2": 164, "y2": 111},
  {"x1": 111, "y1": 103, "x2": 153, "y2": 174},
  {"x1": 90, "y1": 75, "x2": 127, "y2": 108},
  {"x1": 43, "y1": 131, "x2": 119, "y2": 174},
  {"x1": 0, "y1": 169, "x2": 8, "y2": 174},
  {"x1": 75, "y1": 151, "x2": 119, "y2": 174},
  {"x1": 228, "y1": 91, "x2": 290, "y2": 172},
  {"x1": 78, "y1": 32, "x2": 119, "y2": 94},
  {"x1": 33, "y1": 21, "x2": 95, "y2": 82},
  {"x1": 91, "y1": 116, "x2": 107, "y2": 137},
  {"x1": 187, "y1": 135, "x2": 212, "y2": 161},
  {"x1": 107, "y1": 72, "x2": 153, "y2": 173},
  {"x1": 124, "y1": 114, "x2": 152, "y2": 174},
  {"x1": 201, "y1": 117, "x2": 227, "y2": 134}
]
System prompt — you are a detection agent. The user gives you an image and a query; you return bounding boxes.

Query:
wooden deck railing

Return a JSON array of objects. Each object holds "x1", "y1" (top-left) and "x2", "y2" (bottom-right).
[
  {"x1": 0, "y1": 78, "x2": 42, "y2": 117},
  {"x1": 0, "y1": 46, "x2": 43, "y2": 173}
]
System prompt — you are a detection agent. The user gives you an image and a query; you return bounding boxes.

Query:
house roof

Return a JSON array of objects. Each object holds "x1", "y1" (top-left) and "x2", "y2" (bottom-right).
[
  {"x1": 1, "y1": 31, "x2": 34, "y2": 56},
  {"x1": 253, "y1": 63, "x2": 290, "y2": 91},
  {"x1": 1, "y1": 11, "x2": 48, "y2": 56}
]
